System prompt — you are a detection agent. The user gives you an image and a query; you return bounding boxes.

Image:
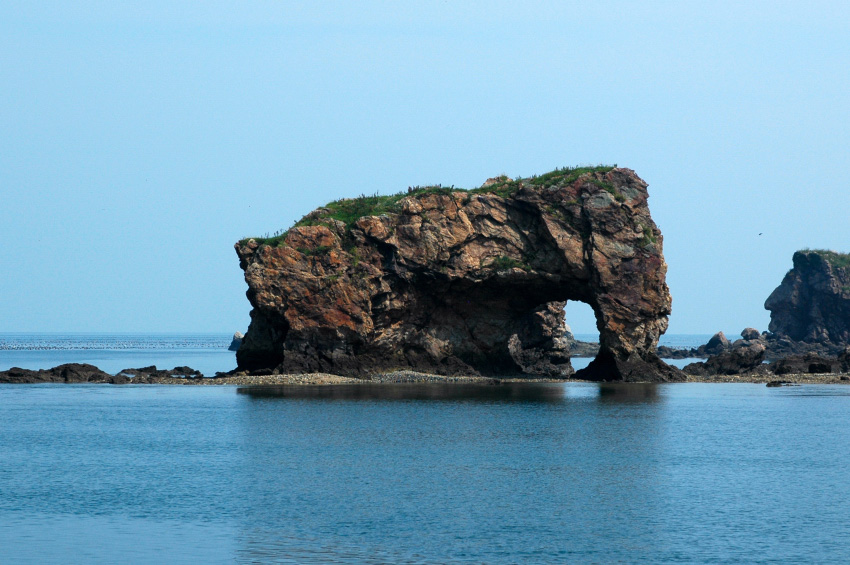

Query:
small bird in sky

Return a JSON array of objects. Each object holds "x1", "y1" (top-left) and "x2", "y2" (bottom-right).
[{"x1": 759, "y1": 233, "x2": 763, "y2": 236}]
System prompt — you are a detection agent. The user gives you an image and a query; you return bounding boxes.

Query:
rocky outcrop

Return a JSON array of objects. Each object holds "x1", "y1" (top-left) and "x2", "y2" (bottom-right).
[
  {"x1": 117, "y1": 365, "x2": 204, "y2": 382},
  {"x1": 0, "y1": 364, "x2": 208, "y2": 384},
  {"x1": 766, "y1": 250, "x2": 850, "y2": 347},
  {"x1": 769, "y1": 353, "x2": 837, "y2": 375},
  {"x1": 0, "y1": 363, "x2": 130, "y2": 384},
  {"x1": 684, "y1": 342, "x2": 768, "y2": 376},
  {"x1": 235, "y1": 166, "x2": 682, "y2": 382}
]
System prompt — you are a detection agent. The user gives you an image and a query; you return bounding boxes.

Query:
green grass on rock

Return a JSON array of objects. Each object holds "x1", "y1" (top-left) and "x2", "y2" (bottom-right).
[{"x1": 241, "y1": 164, "x2": 618, "y2": 248}]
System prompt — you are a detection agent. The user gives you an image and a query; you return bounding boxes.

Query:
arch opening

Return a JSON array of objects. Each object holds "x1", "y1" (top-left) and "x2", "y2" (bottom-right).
[{"x1": 564, "y1": 300, "x2": 601, "y2": 372}]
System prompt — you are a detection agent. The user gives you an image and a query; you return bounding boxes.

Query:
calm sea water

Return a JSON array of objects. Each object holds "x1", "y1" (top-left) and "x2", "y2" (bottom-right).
[
  {"x1": 1, "y1": 382, "x2": 849, "y2": 563},
  {"x1": 0, "y1": 333, "x2": 711, "y2": 376},
  {"x1": 0, "y1": 333, "x2": 237, "y2": 376}
]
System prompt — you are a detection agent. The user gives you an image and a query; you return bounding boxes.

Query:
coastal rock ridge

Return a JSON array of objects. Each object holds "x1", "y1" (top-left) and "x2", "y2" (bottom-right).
[{"x1": 235, "y1": 166, "x2": 682, "y2": 382}]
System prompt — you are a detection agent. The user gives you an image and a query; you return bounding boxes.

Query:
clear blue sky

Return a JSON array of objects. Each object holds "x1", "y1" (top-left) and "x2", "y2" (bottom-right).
[{"x1": 2, "y1": 1, "x2": 848, "y2": 335}]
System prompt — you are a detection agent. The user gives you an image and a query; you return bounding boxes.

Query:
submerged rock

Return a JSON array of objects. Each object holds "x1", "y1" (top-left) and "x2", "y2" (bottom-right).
[{"x1": 236, "y1": 166, "x2": 682, "y2": 382}]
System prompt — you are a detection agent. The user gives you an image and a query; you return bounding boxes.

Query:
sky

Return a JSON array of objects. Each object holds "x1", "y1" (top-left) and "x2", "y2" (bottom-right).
[{"x1": 1, "y1": 1, "x2": 848, "y2": 336}]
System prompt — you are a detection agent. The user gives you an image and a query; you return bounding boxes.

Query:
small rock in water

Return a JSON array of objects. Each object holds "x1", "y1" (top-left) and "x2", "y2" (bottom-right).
[{"x1": 228, "y1": 332, "x2": 244, "y2": 351}]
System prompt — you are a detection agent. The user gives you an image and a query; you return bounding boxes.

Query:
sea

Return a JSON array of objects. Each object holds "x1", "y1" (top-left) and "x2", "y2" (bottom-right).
[
  {"x1": 3, "y1": 334, "x2": 849, "y2": 563},
  {"x1": 0, "y1": 333, "x2": 708, "y2": 376}
]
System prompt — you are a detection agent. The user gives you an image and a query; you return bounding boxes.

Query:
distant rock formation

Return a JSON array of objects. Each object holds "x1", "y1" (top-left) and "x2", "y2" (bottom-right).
[
  {"x1": 0, "y1": 364, "x2": 207, "y2": 384},
  {"x1": 228, "y1": 332, "x2": 244, "y2": 352},
  {"x1": 0, "y1": 363, "x2": 129, "y2": 384},
  {"x1": 117, "y1": 366, "x2": 204, "y2": 381},
  {"x1": 656, "y1": 330, "x2": 736, "y2": 360},
  {"x1": 235, "y1": 166, "x2": 682, "y2": 382},
  {"x1": 766, "y1": 250, "x2": 850, "y2": 346}
]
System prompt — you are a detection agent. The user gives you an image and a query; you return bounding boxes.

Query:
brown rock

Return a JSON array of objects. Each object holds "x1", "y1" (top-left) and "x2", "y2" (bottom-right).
[{"x1": 236, "y1": 167, "x2": 682, "y2": 382}]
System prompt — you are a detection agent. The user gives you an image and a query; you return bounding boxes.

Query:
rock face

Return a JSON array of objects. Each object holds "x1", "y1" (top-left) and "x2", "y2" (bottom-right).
[
  {"x1": 766, "y1": 250, "x2": 850, "y2": 346},
  {"x1": 235, "y1": 166, "x2": 681, "y2": 381}
]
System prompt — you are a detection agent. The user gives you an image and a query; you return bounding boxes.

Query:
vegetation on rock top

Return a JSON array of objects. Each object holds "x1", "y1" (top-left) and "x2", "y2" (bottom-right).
[
  {"x1": 240, "y1": 164, "x2": 617, "y2": 248},
  {"x1": 798, "y1": 249, "x2": 850, "y2": 269},
  {"x1": 488, "y1": 255, "x2": 530, "y2": 271}
]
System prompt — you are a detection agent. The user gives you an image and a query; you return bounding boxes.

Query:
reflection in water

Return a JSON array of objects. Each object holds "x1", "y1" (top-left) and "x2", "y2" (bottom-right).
[
  {"x1": 232, "y1": 380, "x2": 668, "y2": 562},
  {"x1": 237, "y1": 382, "x2": 566, "y2": 402},
  {"x1": 238, "y1": 382, "x2": 666, "y2": 404},
  {"x1": 598, "y1": 383, "x2": 660, "y2": 403}
]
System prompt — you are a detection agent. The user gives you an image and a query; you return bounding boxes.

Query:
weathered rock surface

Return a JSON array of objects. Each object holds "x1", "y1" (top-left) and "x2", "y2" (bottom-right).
[
  {"x1": 766, "y1": 250, "x2": 850, "y2": 347},
  {"x1": 0, "y1": 363, "x2": 130, "y2": 384},
  {"x1": 236, "y1": 167, "x2": 682, "y2": 382}
]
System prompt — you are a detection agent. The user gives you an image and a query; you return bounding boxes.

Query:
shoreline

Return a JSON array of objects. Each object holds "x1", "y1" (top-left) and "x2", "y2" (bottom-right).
[
  {"x1": 186, "y1": 372, "x2": 850, "y2": 386},
  {"x1": 59, "y1": 370, "x2": 850, "y2": 386},
  {"x1": 3, "y1": 365, "x2": 849, "y2": 386}
]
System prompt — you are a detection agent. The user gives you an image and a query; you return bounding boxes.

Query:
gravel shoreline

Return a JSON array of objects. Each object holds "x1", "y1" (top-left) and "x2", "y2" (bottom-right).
[{"x1": 135, "y1": 370, "x2": 850, "y2": 386}]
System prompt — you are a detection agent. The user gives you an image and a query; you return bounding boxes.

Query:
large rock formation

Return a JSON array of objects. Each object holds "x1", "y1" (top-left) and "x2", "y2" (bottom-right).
[
  {"x1": 235, "y1": 166, "x2": 682, "y2": 381},
  {"x1": 766, "y1": 250, "x2": 850, "y2": 347}
]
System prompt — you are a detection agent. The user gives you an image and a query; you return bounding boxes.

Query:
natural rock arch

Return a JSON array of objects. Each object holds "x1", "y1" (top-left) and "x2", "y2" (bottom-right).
[{"x1": 235, "y1": 166, "x2": 682, "y2": 381}]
